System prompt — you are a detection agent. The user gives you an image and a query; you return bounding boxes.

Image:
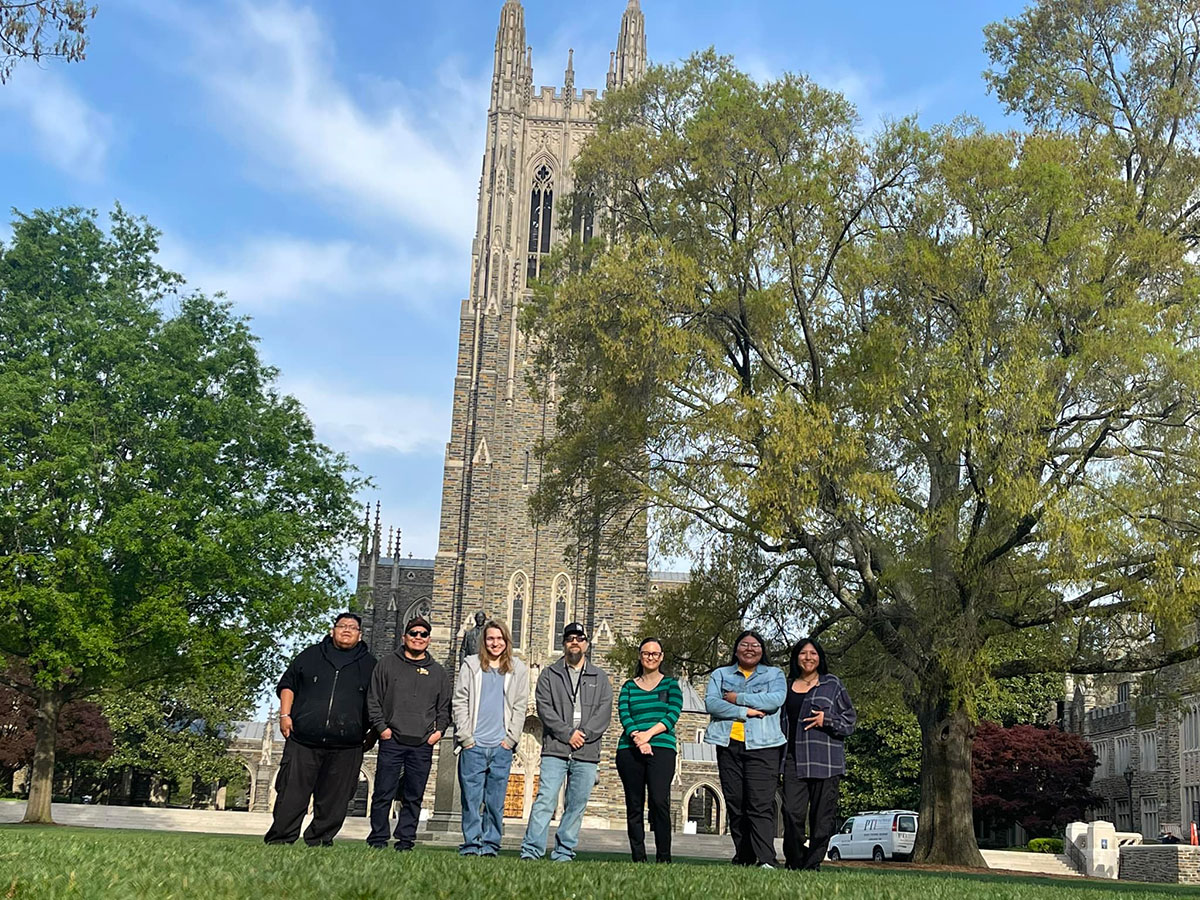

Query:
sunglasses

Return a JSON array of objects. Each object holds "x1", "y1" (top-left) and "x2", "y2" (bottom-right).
[{"x1": 406, "y1": 630, "x2": 430, "y2": 638}]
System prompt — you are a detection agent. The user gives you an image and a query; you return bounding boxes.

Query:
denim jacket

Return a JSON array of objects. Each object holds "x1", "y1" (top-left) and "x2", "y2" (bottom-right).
[{"x1": 703, "y1": 664, "x2": 787, "y2": 749}]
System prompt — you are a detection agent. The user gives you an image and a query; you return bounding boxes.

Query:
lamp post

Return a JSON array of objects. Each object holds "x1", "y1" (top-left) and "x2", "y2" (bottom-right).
[{"x1": 1123, "y1": 764, "x2": 1135, "y2": 832}]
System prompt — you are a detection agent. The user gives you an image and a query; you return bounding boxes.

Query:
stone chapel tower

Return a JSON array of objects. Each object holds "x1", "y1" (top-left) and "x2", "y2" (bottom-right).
[{"x1": 426, "y1": 0, "x2": 652, "y2": 820}]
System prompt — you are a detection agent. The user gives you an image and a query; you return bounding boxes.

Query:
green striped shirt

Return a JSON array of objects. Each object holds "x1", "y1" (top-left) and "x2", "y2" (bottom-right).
[{"x1": 617, "y1": 676, "x2": 683, "y2": 750}]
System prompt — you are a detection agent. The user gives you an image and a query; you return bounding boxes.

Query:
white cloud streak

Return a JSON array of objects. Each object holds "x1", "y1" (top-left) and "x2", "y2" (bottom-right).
[
  {"x1": 158, "y1": 233, "x2": 461, "y2": 315},
  {"x1": 186, "y1": 1, "x2": 483, "y2": 242},
  {"x1": 279, "y1": 376, "x2": 448, "y2": 457},
  {"x1": 0, "y1": 67, "x2": 112, "y2": 179}
]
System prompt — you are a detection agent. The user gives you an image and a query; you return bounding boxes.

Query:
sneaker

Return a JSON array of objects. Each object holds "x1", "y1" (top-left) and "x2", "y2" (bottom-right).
[{"x1": 760, "y1": 863, "x2": 775, "y2": 869}]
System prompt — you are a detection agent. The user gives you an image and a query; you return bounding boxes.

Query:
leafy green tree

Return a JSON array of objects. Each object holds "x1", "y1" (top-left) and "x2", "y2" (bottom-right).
[
  {"x1": 841, "y1": 696, "x2": 922, "y2": 815},
  {"x1": 0, "y1": 1, "x2": 94, "y2": 83},
  {"x1": 0, "y1": 206, "x2": 365, "y2": 824},
  {"x1": 526, "y1": 31, "x2": 1200, "y2": 863},
  {"x1": 99, "y1": 675, "x2": 250, "y2": 795}
]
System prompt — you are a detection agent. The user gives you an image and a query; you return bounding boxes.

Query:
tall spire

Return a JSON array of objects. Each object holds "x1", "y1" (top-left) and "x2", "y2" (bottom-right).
[
  {"x1": 358, "y1": 503, "x2": 370, "y2": 562},
  {"x1": 492, "y1": 0, "x2": 530, "y2": 110},
  {"x1": 611, "y1": 0, "x2": 646, "y2": 89}
]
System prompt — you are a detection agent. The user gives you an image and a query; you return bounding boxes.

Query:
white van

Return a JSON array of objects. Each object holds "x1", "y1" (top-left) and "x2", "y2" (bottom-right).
[{"x1": 827, "y1": 809, "x2": 919, "y2": 862}]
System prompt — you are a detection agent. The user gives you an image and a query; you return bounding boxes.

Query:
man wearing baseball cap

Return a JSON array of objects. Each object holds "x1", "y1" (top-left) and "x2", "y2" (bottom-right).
[
  {"x1": 366, "y1": 615, "x2": 451, "y2": 851},
  {"x1": 520, "y1": 621, "x2": 613, "y2": 861}
]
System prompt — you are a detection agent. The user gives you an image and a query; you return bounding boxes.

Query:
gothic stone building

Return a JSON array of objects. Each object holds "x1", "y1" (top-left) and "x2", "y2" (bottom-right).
[
  {"x1": 347, "y1": 0, "x2": 727, "y2": 834},
  {"x1": 1065, "y1": 664, "x2": 1200, "y2": 841}
]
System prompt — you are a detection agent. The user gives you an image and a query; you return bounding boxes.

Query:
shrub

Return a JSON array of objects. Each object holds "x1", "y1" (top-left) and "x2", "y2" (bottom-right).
[{"x1": 1028, "y1": 838, "x2": 1064, "y2": 854}]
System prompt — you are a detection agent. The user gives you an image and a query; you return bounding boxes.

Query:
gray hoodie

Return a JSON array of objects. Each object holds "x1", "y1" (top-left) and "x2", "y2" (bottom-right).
[{"x1": 534, "y1": 656, "x2": 613, "y2": 763}]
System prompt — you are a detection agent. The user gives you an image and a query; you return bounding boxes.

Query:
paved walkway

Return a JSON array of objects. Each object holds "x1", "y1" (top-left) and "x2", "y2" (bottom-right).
[{"x1": 0, "y1": 802, "x2": 1078, "y2": 875}]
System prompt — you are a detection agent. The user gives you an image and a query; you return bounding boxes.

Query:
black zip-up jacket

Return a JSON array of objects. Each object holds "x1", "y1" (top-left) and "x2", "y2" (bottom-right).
[
  {"x1": 277, "y1": 636, "x2": 377, "y2": 749},
  {"x1": 367, "y1": 649, "x2": 451, "y2": 744}
]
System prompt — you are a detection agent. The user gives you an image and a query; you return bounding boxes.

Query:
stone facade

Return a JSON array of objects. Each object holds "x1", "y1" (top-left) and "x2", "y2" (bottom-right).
[
  {"x1": 420, "y1": 0, "x2": 652, "y2": 827},
  {"x1": 337, "y1": 2, "x2": 731, "y2": 835},
  {"x1": 1064, "y1": 663, "x2": 1200, "y2": 840},
  {"x1": 1120, "y1": 845, "x2": 1200, "y2": 884}
]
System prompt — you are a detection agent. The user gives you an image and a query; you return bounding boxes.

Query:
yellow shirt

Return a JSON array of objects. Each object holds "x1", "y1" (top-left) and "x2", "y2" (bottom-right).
[{"x1": 728, "y1": 667, "x2": 755, "y2": 742}]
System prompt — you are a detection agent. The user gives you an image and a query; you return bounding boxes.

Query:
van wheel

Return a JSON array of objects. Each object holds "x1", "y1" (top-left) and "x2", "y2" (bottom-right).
[
  {"x1": 872, "y1": 846, "x2": 885, "y2": 862},
  {"x1": 828, "y1": 849, "x2": 840, "y2": 861}
]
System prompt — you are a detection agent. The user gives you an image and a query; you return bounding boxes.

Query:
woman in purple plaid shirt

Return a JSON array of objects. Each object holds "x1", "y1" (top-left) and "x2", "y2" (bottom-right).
[{"x1": 780, "y1": 637, "x2": 857, "y2": 870}]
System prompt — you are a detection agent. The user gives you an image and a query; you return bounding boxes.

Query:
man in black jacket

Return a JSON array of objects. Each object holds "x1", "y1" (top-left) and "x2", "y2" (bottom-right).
[
  {"x1": 264, "y1": 611, "x2": 377, "y2": 846},
  {"x1": 366, "y1": 615, "x2": 451, "y2": 850}
]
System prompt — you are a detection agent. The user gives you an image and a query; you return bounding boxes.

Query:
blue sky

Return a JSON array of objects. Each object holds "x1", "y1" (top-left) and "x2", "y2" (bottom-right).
[{"x1": 1, "y1": 0, "x2": 1028, "y2": 565}]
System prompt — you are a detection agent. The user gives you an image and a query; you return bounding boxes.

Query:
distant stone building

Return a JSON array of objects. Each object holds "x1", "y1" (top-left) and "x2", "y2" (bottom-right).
[{"x1": 1064, "y1": 664, "x2": 1200, "y2": 840}]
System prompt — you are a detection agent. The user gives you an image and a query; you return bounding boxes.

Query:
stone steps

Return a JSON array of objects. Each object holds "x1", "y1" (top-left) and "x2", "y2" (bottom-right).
[{"x1": 980, "y1": 849, "x2": 1081, "y2": 876}]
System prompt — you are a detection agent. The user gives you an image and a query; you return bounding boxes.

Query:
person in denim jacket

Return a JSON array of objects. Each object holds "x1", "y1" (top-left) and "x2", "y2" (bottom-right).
[
  {"x1": 779, "y1": 637, "x2": 856, "y2": 870},
  {"x1": 704, "y1": 629, "x2": 787, "y2": 867}
]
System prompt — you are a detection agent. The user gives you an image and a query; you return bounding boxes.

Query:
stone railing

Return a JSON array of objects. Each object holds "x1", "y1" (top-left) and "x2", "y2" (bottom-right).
[{"x1": 1064, "y1": 821, "x2": 1142, "y2": 878}]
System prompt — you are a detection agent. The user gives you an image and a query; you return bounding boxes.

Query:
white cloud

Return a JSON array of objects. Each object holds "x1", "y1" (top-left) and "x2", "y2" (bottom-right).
[
  {"x1": 738, "y1": 52, "x2": 942, "y2": 133},
  {"x1": 157, "y1": 233, "x2": 460, "y2": 315},
  {"x1": 179, "y1": 1, "x2": 482, "y2": 242},
  {"x1": 0, "y1": 67, "x2": 112, "y2": 179},
  {"x1": 278, "y1": 376, "x2": 448, "y2": 457}
]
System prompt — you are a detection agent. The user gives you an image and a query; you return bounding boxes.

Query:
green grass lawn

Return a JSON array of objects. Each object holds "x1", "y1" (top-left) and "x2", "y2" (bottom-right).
[{"x1": 1, "y1": 826, "x2": 1197, "y2": 900}]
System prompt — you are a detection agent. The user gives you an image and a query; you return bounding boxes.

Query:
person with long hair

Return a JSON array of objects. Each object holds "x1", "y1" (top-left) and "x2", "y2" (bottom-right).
[
  {"x1": 704, "y1": 629, "x2": 787, "y2": 867},
  {"x1": 780, "y1": 637, "x2": 856, "y2": 870},
  {"x1": 452, "y1": 618, "x2": 530, "y2": 856},
  {"x1": 615, "y1": 637, "x2": 683, "y2": 863}
]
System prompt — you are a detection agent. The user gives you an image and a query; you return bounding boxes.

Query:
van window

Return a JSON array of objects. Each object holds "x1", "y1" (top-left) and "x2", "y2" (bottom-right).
[
  {"x1": 897, "y1": 816, "x2": 916, "y2": 833},
  {"x1": 839, "y1": 818, "x2": 855, "y2": 835}
]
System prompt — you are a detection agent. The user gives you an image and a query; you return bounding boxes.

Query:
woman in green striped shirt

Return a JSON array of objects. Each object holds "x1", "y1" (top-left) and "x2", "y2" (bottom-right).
[{"x1": 616, "y1": 637, "x2": 684, "y2": 863}]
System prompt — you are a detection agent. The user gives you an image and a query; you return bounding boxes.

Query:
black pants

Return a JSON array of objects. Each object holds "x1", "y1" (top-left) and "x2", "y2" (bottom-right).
[
  {"x1": 264, "y1": 738, "x2": 364, "y2": 846},
  {"x1": 368, "y1": 739, "x2": 434, "y2": 849},
  {"x1": 781, "y1": 767, "x2": 840, "y2": 870},
  {"x1": 716, "y1": 742, "x2": 782, "y2": 866},
  {"x1": 615, "y1": 745, "x2": 676, "y2": 862}
]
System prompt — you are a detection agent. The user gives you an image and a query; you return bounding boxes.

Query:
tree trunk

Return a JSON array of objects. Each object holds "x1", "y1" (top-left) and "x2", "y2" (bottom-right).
[
  {"x1": 912, "y1": 693, "x2": 986, "y2": 867},
  {"x1": 21, "y1": 687, "x2": 62, "y2": 824}
]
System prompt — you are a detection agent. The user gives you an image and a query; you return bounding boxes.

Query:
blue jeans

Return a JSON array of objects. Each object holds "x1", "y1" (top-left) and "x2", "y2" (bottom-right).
[
  {"x1": 458, "y1": 744, "x2": 514, "y2": 855},
  {"x1": 520, "y1": 755, "x2": 598, "y2": 861}
]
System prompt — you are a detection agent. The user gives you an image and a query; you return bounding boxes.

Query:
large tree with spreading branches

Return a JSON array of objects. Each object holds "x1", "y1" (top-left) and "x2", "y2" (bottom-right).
[
  {"x1": 0, "y1": 206, "x2": 365, "y2": 823},
  {"x1": 525, "y1": 0, "x2": 1200, "y2": 866}
]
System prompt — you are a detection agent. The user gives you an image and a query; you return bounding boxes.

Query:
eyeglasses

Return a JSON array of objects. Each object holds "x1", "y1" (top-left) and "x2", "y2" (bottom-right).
[
  {"x1": 736, "y1": 641, "x2": 762, "y2": 650},
  {"x1": 334, "y1": 623, "x2": 361, "y2": 631},
  {"x1": 564, "y1": 636, "x2": 587, "y2": 644},
  {"x1": 640, "y1": 651, "x2": 663, "y2": 659},
  {"x1": 406, "y1": 630, "x2": 430, "y2": 638}
]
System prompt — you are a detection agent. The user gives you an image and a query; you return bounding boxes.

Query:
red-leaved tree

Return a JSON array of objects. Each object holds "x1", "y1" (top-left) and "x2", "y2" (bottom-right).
[
  {"x1": 972, "y1": 722, "x2": 1097, "y2": 838},
  {"x1": 0, "y1": 679, "x2": 113, "y2": 788}
]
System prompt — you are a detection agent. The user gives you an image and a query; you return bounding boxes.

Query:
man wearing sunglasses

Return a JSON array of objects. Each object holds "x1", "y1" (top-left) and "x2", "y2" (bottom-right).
[
  {"x1": 265, "y1": 611, "x2": 377, "y2": 846},
  {"x1": 366, "y1": 615, "x2": 452, "y2": 851},
  {"x1": 519, "y1": 622, "x2": 613, "y2": 861}
]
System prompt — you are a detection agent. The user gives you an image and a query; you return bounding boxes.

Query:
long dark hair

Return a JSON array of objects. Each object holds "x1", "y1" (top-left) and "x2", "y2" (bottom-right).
[
  {"x1": 787, "y1": 637, "x2": 829, "y2": 681},
  {"x1": 727, "y1": 629, "x2": 772, "y2": 667},
  {"x1": 634, "y1": 636, "x2": 669, "y2": 678}
]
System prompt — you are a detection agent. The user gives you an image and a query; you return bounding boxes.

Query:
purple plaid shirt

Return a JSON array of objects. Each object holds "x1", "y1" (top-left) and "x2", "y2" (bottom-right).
[{"x1": 780, "y1": 674, "x2": 857, "y2": 778}]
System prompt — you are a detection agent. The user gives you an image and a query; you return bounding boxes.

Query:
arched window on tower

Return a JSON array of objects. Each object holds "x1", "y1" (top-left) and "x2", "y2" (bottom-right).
[
  {"x1": 509, "y1": 570, "x2": 529, "y2": 648},
  {"x1": 527, "y1": 165, "x2": 554, "y2": 282},
  {"x1": 551, "y1": 573, "x2": 572, "y2": 650}
]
